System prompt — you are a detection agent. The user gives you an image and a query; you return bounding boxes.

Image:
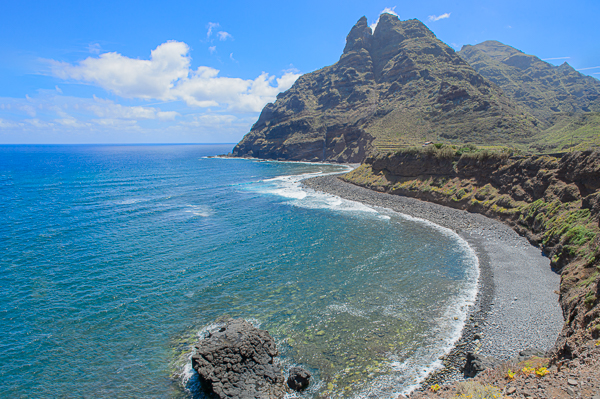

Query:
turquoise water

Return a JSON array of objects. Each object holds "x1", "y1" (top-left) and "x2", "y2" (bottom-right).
[{"x1": 0, "y1": 144, "x2": 478, "y2": 398}]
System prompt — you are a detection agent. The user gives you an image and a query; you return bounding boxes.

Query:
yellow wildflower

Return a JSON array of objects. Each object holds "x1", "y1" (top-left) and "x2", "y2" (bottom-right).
[{"x1": 522, "y1": 366, "x2": 535, "y2": 375}]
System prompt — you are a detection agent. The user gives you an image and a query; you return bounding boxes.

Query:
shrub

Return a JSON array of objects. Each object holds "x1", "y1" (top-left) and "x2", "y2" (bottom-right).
[
  {"x1": 564, "y1": 225, "x2": 596, "y2": 246},
  {"x1": 584, "y1": 291, "x2": 597, "y2": 308},
  {"x1": 454, "y1": 381, "x2": 503, "y2": 399}
]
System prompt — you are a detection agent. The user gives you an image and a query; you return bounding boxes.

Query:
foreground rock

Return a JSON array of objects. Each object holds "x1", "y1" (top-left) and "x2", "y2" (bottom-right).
[
  {"x1": 464, "y1": 352, "x2": 498, "y2": 378},
  {"x1": 287, "y1": 366, "x2": 311, "y2": 391},
  {"x1": 191, "y1": 319, "x2": 286, "y2": 399}
]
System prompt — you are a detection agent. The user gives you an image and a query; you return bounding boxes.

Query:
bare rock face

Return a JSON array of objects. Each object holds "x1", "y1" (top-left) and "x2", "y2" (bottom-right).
[
  {"x1": 232, "y1": 14, "x2": 535, "y2": 162},
  {"x1": 191, "y1": 319, "x2": 285, "y2": 399}
]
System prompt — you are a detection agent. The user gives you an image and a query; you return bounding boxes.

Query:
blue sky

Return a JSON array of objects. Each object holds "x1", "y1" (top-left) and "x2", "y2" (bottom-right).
[{"x1": 1, "y1": 0, "x2": 599, "y2": 144}]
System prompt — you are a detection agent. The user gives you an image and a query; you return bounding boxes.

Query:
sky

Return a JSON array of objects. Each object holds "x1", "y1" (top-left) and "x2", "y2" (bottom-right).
[{"x1": 1, "y1": 0, "x2": 599, "y2": 144}]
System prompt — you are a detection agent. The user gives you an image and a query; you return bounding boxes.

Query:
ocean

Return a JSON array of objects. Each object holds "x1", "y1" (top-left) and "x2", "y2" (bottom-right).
[{"x1": 0, "y1": 144, "x2": 478, "y2": 398}]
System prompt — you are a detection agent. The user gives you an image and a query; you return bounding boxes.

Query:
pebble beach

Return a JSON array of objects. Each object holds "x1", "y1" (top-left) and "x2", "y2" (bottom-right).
[{"x1": 303, "y1": 175, "x2": 564, "y2": 384}]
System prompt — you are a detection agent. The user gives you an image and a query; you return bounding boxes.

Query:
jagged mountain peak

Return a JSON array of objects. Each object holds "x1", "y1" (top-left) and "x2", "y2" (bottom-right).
[
  {"x1": 343, "y1": 16, "x2": 372, "y2": 54},
  {"x1": 232, "y1": 17, "x2": 537, "y2": 162}
]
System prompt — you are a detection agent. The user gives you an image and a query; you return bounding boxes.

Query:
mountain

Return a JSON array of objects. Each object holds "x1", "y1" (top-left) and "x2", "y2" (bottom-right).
[
  {"x1": 232, "y1": 15, "x2": 537, "y2": 162},
  {"x1": 459, "y1": 40, "x2": 600, "y2": 127}
]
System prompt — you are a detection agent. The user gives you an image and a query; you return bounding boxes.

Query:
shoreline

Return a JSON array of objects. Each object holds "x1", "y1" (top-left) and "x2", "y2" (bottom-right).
[{"x1": 302, "y1": 175, "x2": 564, "y2": 389}]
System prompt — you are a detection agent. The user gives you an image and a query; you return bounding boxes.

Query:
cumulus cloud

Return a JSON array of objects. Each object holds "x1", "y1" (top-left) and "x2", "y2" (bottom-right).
[
  {"x1": 50, "y1": 41, "x2": 190, "y2": 100},
  {"x1": 49, "y1": 41, "x2": 300, "y2": 112},
  {"x1": 428, "y1": 13, "x2": 451, "y2": 22},
  {"x1": 370, "y1": 7, "x2": 399, "y2": 31},
  {"x1": 209, "y1": 46, "x2": 217, "y2": 54}
]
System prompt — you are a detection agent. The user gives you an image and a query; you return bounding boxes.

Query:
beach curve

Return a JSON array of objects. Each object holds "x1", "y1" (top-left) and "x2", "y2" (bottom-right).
[{"x1": 302, "y1": 174, "x2": 564, "y2": 386}]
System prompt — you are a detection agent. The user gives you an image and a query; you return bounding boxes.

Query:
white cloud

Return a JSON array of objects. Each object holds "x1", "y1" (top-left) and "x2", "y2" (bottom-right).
[
  {"x1": 55, "y1": 85, "x2": 63, "y2": 94},
  {"x1": 542, "y1": 57, "x2": 570, "y2": 61},
  {"x1": 19, "y1": 104, "x2": 37, "y2": 117},
  {"x1": 209, "y1": 46, "x2": 217, "y2": 54},
  {"x1": 428, "y1": 13, "x2": 451, "y2": 22},
  {"x1": 88, "y1": 43, "x2": 101, "y2": 54},
  {"x1": 87, "y1": 96, "x2": 179, "y2": 120},
  {"x1": 91, "y1": 118, "x2": 139, "y2": 129},
  {"x1": 24, "y1": 118, "x2": 53, "y2": 128},
  {"x1": 50, "y1": 41, "x2": 190, "y2": 100},
  {"x1": 0, "y1": 93, "x2": 181, "y2": 133},
  {"x1": 0, "y1": 118, "x2": 20, "y2": 128},
  {"x1": 576, "y1": 66, "x2": 600, "y2": 71},
  {"x1": 55, "y1": 117, "x2": 89, "y2": 128},
  {"x1": 370, "y1": 7, "x2": 399, "y2": 31},
  {"x1": 217, "y1": 31, "x2": 232, "y2": 41},
  {"x1": 206, "y1": 22, "x2": 219, "y2": 39},
  {"x1": 181, "y1": 114, "x2": 238, "y2": 128},
  {"x1": 49, "y1": 41, "x2": 300, "y2": 112}
]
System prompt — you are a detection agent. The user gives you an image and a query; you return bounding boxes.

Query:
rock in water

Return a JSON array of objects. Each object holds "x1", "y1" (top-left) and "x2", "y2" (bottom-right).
[
  {"x1": 287, "y1": 366, "x2": 311, "y2": 391},
  {"x1": 191, "y1": 319, "x2": 285, "y2": 399}
]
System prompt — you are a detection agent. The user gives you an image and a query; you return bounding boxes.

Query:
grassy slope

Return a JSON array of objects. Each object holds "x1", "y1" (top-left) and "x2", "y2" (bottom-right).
[{"x1": 531, "y1": 113, "x2": 600, "y2": 153}]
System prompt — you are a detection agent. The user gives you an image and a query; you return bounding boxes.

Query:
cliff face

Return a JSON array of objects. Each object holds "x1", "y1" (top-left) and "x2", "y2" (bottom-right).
[
  {"x1": 232, "y1": 15, "x2": 536, "y2": 162},
  {"x1": 343, "y1": 149, "x2": 600, "y2": 359},
  {"x1": 459, "y1": 41, "x2": 600, "y2": 127}
]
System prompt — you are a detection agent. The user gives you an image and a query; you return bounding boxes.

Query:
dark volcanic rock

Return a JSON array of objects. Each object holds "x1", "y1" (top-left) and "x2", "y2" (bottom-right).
[
  {"x1": 191, "y1": 319, "x2": 285, "y2": 399},
  {"x1": 287, "y1": 366, "x2": 311, "y2": 391},
  {"x1": 233, "y1": 14, "x2": 536, "y2": 162},
  {"x1": 464, "y1": 351, "x2": 498, "y2": 377}
]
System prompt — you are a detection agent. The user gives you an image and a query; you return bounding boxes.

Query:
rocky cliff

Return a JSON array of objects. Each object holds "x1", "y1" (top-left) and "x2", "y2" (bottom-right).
[{"x1": 232, "y1": 15, "x2": 536, "y2": 162}]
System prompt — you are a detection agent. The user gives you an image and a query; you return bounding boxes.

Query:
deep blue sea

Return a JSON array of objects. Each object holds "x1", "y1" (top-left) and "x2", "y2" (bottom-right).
[{"x1": 0, "y1": 144, "x2": 478, "y2": 398}]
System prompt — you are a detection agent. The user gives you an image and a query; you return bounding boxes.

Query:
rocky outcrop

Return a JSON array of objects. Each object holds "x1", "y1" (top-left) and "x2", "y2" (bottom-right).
[
  {"x1": 232, "y1": 14, "x2": 536, "y2": 162},
  {"x1": 464, "y1": 352, "x2": 498, "y2": 377},
  {"x1": 191, "y1": 319, "x2": 286, "y2": 399}
]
